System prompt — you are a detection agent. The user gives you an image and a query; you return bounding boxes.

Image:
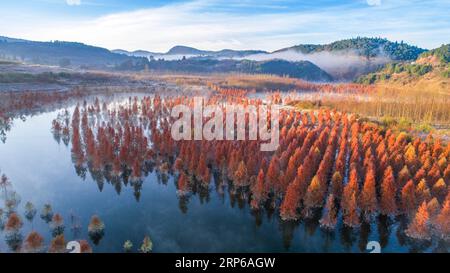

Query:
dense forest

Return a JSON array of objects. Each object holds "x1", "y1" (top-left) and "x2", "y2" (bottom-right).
[
  {"x1": 356, "y1": 43, "x2": 450, "y2": 84},
  {"x1": 277, "y1": 37, "x2": 426, "y2": 61},
  {"x1": 420, "y1": 44, "x2": 450, "y2": 64}
]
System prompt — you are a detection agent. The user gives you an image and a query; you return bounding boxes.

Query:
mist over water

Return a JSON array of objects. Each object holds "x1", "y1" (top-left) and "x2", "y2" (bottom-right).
[
  {"x1": 241, "y1": 50, "x2": 392, "y2": 80},
  {"x1": 150, "y1": 49, "x2": 393, "y2": 80}
]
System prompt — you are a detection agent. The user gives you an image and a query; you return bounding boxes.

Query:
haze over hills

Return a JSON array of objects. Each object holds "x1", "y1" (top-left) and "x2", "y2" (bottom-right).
[
  {"x1": 0, "y1": 35, "x2": 444, "y2": 82},
  {"x1": 243, "y1": 37, "x2": 427, "y2": 80},
  {"x1": 0, "y1": 35, "x2": 332, "y2": 81},
  {"x1": 112, "y1": 49, "x2": 160, "y2": 58},
  {"x1": 113, "y1": 45, "x2": 267, "y2": 60},
  {"x1": 113, "y1": 37, "x2": 428, "y2": 80}
]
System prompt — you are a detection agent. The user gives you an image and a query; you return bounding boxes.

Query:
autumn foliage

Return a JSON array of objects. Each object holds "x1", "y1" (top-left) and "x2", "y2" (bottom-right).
[
  {"x1": 49, "y1": 93, "x2": 449, "y2": 242},
  {"x1": 406, "y1": 202, "x2": 431, "y2": 240}
]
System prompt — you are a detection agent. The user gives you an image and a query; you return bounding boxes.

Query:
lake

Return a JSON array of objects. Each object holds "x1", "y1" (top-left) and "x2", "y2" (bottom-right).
[{"x1": 0, "y1": 94, "x2": 446, "y2": 253}]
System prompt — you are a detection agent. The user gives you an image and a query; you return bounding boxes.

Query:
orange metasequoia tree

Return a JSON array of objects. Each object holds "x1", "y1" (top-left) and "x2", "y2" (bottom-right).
[
  {"x1": 405, "y1": 202, "x2": 431, "y2": 240},
  {"x1": 177, "y1": 172, "x2": 189, "y2": 196},
  {"x1": 23, "y1": 231, "x2": 44, "y2": 253},
  {"x1": 397, "y1": 165, "x2": 411, "y2": 189},
  {"x1": 304, "y1": 175, "x2": 326, "y2": 212},
  {"x1": 426, "y1": 198, "x2": 440, "y2": 219},
  {"x1": 234, "y1": 160, "x2": 249, "y2": 187},
  {"x1": 432, "y1": 178, "x2": 447, "y2": 202},
  {"x1": 266, "y1": 156, "x2": 280, "y2": 194},
  {"x1": 433, "y1": 193, "x2": 449, "y2": 240},
  {"x1": 251, "y1": 169, "x2": 267, "y2": 209},
  {"x1": 341, "y1": 167, "x2": 358, "y2": 215},
  {"x1": 280, "y1": 171, "x2": 303, "y2": 220},
  {"x1": 359, "y1": 166, "x2": 377, "y2": 219},
  {"x1": 380, "y1": 166, "x2": 397, "y2": 216},
  {"x1": 330, "y1": 171, "x2": 343, "y2": 199},
  {"x1": 401, "y1": 180, "x2": 417, "y2": 215},
  {"x1": 343, "y1": 192, "x2": 360, "y2": 228},
  {"x1": 444, "y1": 164, "x2": 450, "y2": 182},
  {"x1": 319, "y1": 194, "x2": 338, "y2": 230},
  {"x1": 416, "y1": 179, "x2": 432, "y2": 205},
  {"x1": 48, "y1": 234, "x2": 66, "y2": 253},
  {"x1": 404, "y1": 145, "x2": 418, "y2": 172},
  {"x1": 79, "y1": 240, "x2": 93, "y2": 253}
]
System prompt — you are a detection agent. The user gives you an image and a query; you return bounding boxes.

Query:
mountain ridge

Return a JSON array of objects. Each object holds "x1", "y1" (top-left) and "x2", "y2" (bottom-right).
[
  {"x1": 113, "y1": 45, "x2": 268, "y2": 59},
  {"x1": 112, "y1": 37, "x2": 429, "y2": 80},
  {"x1": 1, "y1": 35, "x2": 446, "y2": 82},
  {"x1": 1, "y1": 35, "x2": 428, "y2": 63},
  {"x1": 0, "y1": 36, "x2": 149, "y2": 69},
  {"x1": 275, "y1": 37, "x2": 426, "y2": 61}
]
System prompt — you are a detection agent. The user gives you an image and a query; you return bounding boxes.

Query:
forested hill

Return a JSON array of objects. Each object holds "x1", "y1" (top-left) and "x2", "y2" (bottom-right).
[
  {"x1": 0, "y1": 36, "x2": 149, "y2": 69},
  {"x1": 419, "y1": 44, "x2": 450, "y2": 64},
  {"x1": 355, "y1": 44, "x2": 450, "y2": 87},
  {"x1": 276, "y1": 37, "x2": 426, "y2": 61}
]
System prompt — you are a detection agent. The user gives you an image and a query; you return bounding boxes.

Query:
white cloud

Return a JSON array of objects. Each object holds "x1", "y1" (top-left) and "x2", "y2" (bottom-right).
[
  {"x1": 66, "y1": 0, "x2": 81, "y2": 6},
  {"x1": 0, "y1": 0, "x2": 448, "y2": 51},
  {"x1": 367, "y1": 0, "x2": 381, "y2": 6},
  {"x1": 15, "y1": 1, "x2": 323, "y2": 51}
]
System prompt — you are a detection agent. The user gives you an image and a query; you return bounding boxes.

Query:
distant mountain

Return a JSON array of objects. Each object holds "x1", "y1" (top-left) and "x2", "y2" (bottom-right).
[
  {"x1": 105, "y1": 37, "x2": 430, "y2": 81},
  {"x1": 114, "y1": 45, "x2": 268, "y2": 60},
  {"x1": 112, "y1": 49, "x2": 160, "y2": 58},
  {"x1": 111, "y1": 49, "x2": 131, "y2": 55},
  {"x1": 0, "y1": 36, "x2": 28, "y2": 43},
  {"x1": 166, "y1": 45, "x2": 208, "y2": 55},
  {"x1": 276, "y1": 37, "x2": 426, "y2": 61},
  {"x1": 2, "y1": 35, "x2": 445, "y2": 83},
  {"x1": 0, "y1": 36, "x2": 149, "y2": 69},
  {"x1": 115, "y1": 37, "x2": 425, "y2": 63}
]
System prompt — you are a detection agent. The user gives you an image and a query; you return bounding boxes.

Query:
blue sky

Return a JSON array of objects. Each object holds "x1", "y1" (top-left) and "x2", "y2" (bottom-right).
[{"x1": 0, "y1": 0, "x2": 449, "y2": 52}]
